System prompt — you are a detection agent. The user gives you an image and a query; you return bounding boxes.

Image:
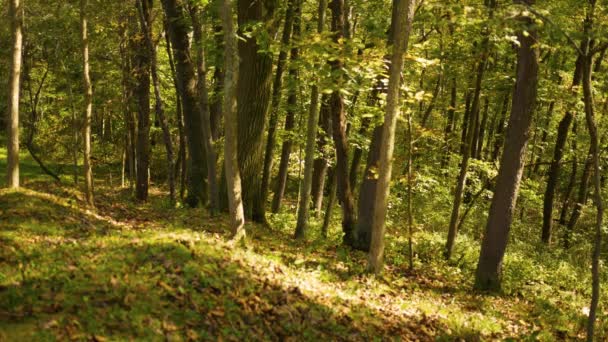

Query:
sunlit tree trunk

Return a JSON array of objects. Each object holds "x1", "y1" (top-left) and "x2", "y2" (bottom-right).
[
  {"x1": 221, "y1": 0, "x2": 246, "y2": 241},
  {"x1": 475, "y1": 0, "x2": 539, "y2": 291},
  {"x1": 367, "y1": 0, "x2": 415, "y2": 274},
  {"x1": 6, "y1": 0, "x2": 23, "y2": 189},
  {"x1": 80, "y1": 0, "x2": 94, "y2": 206}
]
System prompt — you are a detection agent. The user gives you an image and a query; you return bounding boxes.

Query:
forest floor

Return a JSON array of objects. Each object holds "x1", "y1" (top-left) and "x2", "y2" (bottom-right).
[{"x1": 0, "y1": 150, "x2": 602, "y2": 341}]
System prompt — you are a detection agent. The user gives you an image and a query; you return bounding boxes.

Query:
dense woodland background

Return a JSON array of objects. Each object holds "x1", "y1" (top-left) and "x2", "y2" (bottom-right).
[{"x1": 1, "y1": 0, "x2": 608, "y2": 340}]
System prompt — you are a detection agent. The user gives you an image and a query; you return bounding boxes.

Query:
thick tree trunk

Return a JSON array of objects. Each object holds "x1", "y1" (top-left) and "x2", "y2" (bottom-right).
[
  {"x1": 261, "y1": 0, "x2": 296, "y2": 209},
  {"x1": 272, "y1": 1, "x2": 302, "y2": 213},
  {"x1": 475, "y1": 2, "x2": 539, "y2": 291},
  {"x1": 236, "y1": 0, "x2": 279, "y2": 223},
  {"x1": 367, "y1": 0, "x2": 415, "y2": 274},
  {"x1": 190, "y1": 5, "x2": 220, "y2": 213},
  {"x1": 134, "y1": 2, "x2": 152, "y2": 202},
  {"x1": 161, "y1": 0, "x2": 207, "y2": 208},
  {"x1": 221, "y1": 0, "x2": 246, "y2": 241},
  {"x1": 541, "y1": 56, "x2": 582, "y2": 244},
  {"x1": 80, "y1": 0, "x2": 95, "y2": 207},
  {"x1": 329, "y1": 0, "x2": 357, "y2": 245},
  {"x1": 6, "y1": 0, "x2": 22, "y2": 189}
]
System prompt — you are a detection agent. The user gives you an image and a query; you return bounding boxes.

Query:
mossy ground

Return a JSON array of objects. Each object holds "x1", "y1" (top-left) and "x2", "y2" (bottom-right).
[{"x1": 0, "y1": 150, "x2": 605, "y2": 341}]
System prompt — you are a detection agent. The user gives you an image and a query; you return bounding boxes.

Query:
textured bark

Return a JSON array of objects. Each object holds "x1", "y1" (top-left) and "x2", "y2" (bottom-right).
[
  {"x1": 329, "y1": 0, "x2": 356, "y2": 245},
  {"x1": 221, "y1": 0, "x2": 246, "y2": 241},
  {"x1": 272, "y1": 0, "x2": 302, "y2": 213},
  {"x1": 541, "y1": 56, "x2": 582, "y2": 244},
  {"x1": 190, "y1": 5, "x2": 220, "y2": 213},
  {"x1": 236, "y1": 0, "x2": 279, "y2": 223},
  {"x1": 475, "y1": 2, "x2": 539, "y2": 291},
  {"x1": 367, "y1": 0, "x2": 415, "y2": 274},
  {"x1": 294, "y1": 0, "x2": 326, "y2": 238},
  {"x1": 161, "y1": 0, "x2": 207, "y2": 208},
  {"x1": 261, "y1": 0, "x2": 296, "y2": 209},
  {"x1": 80, "y1": 0, "x2": 94, "y2": 207},
  {"x1": 134, "y1": 2, "x2": 152, "y2": 202},
  {"x1": 6, "y1": 0, "x2": 22, "y2": 189}
]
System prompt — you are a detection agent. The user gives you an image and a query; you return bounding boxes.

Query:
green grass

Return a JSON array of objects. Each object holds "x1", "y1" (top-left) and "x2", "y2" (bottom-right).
[{"x1": 0, "y1": 147, "x2": 606, "y2": 340}]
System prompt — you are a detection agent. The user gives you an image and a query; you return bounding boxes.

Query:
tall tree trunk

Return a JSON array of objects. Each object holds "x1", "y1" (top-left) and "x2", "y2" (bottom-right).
[
  {"x1": 236, "y1": 0, "x2": 279, "y2": 223},
  {"x1": 294, "y1": 0, "x2": 327, "y2": 238},
  {"x1": 474, "y1": 1, "x2": 539, "y2": 291},
  {"x1": 559, "y1": 123, "x2": 578, "y2": 228},
  {"x1": 475, "y1": 97, "x2": 489, "y2": 159},
  {"x1": 445, "y1": 0, "x2": 495, "y2": 259},
  {"x1": 491, "y1": 92, "x2": 510, "y2": 161},
  {"x1": 210, "y1": 24, "x2": 224, "y2": 141},
  {"x1": 321, "y1": 168, "x2": 337, "y2": 237},
  {"x1": 221, "y1": 0, "x2": 246, "y2": 241},
  {"x1": 271, "y1": 0, "x2": 302, "y2": 213},
  {"x1": 80, "y1": 0, "x2": 94, "y2": 207},
  {"x1": 541, "y1": 55, "x2": 583, "y2": 244},
  {"x1": 134, "y1": 2, "x2": 152, "y2": 202},
  {"x1": 137, "y1": 0, "x2": 176, "y2": 204},
  {"x1": 190, "y1": 4, "x2": 220, "y2": 213},
  {"x1": 329, "y1": 0, "x2": 357, "y2": 245},
  {"x1": 6, "y1": 0, "x2": 22, "y2": 189},
  {"x1": 161, "y1": 0, "x2": 207, "y2": 208},
  {"x1": 532, "y1": 101, "x2": 554, "y2": 175},
  {"x1": 261, "y1": 0, "x2": 296, "y2": 209},
  {"x1": 367, "y1": 0, "x2": 415, "y2": 274}
]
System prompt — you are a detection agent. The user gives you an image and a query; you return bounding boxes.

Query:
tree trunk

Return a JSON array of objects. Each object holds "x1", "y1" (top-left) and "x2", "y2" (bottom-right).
[
  {"x1": 272, "y1": 1, "x2": 302, "y2": 213},
  {"x1": 541, "y1": 55, "x2": 582, "y2": 244},
  {"x1": 559, "y1": 123, "x2": 578, "y2": 228},
  {"x1": 161, "y1": 0, "x2": 207, "y2": 208},
  {"x1": 294, "y1": 0, "x2": 326, "y2": 238},
  {"x1": 261, "y1": 0, "x2": 296, "y2": 209},
  {"x1": 491, "y1": 92, "x2": 510, "y2": 161},
  {"x1": 137, "y1": 0, "x2": 176, "y2": 204},
  {"x1": 445, "y1": 0, "x2": 495, "y2": 259},
  {"x1": 134, "y1": 2, "x2": 152, "y2": 202},
  {"x1": 321, "y1": 168, "x2": 337, "y2": 237},
  {"x1": 367, "y1": 0, "x2": 415, "y2": 274},
  {"x1": 475, "y1": 97, "x2": 489, "y2": 159},
  {"x1": 474, "y1": 2, "x2": 539, "y2": 291},
  {"x1": 329, "y1": 0, "x2": 357, "y2": 245},
  {"x1": 221, "y1": 0, "x2": 246, "y2": 241},
  {"x1": 210, "y1": 25, "x2": 224, "y2": 141},
  {"x1": 80, "y1": 0, "x2": 94, "y2": 207},
  {"x1": 6, "y1": 0, "x2": 22, "y2": 189},
  {"x1": 311, "y1": 96, "x2": 332, "y2": 217},
  {"x1": 236, "y1": 0, "x2": 279, "y2": 223},
  {"x1": 190, "y1": 4, "x2": 220, "y2": 213},
  {"x1": 532, "y1": 101, "x2": 554, "y2": 175}
]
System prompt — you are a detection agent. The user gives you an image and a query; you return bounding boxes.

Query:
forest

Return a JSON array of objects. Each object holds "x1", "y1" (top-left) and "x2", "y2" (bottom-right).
[{"x1": 1, "y1": 0, "x2": 608, "y2": 340}]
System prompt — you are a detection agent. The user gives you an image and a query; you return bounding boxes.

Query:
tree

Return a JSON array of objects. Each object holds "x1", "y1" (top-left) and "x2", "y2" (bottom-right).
[
  {"x1": 80, "y1": 0, "x2": 94, "y2": 207},
  {"x1": 6, "y1": 0, "x2": 23, "y2": 189},
  {"x1": 221, "y1": 0, "x2": 246, "y2": 241},
  {"x1": 474, "y1": 0, "x2": 539, "y2": 291},
  {"x1": 367, "y1": 0, "x2": 416, "y2": 274}
]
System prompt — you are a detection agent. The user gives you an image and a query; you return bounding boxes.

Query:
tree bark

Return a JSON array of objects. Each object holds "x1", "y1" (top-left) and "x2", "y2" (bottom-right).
[
  {"x1": 221, "y1": 0, "x2": 246, "y2": 241},
  {"x1": 311, "y1": 96, "x2": 332, "y2": 217},
  {"x1": 475, "y1": 1, "x2": 539, "y2": 291},
  {"x1": 6, "y1": 0, "x2": 23, "y2": 189},
  {"x1": 80, "y1": 0, "x2": 94, "y2": 207},
  {"x1": 236, "y1": 0, "x2": 279, "y2": 223},
  {"x1": 161, "y1": 0, "x2": 207, "y2": 208},
  {"x1": 367, "y1": 0, "x2": 415, "y2": 274}
]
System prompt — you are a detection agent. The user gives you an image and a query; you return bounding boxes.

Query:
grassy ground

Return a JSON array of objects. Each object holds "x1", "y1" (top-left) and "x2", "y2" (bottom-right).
[{"x1": 0, "y1": 150, "x2": 605, "y2": 341}]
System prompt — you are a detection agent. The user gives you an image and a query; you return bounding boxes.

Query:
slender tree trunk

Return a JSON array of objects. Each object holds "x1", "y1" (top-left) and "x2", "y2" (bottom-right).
[
  {"x1": 236, "y1": 0, "x2": 279, "y2": 223},
  {"x1": 261, "y1": 0, "x2": 296, "y2": 208},
  {"x1": 421, "y1": 73, "x2": 442, "y2": 128},
  {"x1": 134, "y1": 3, "x2": 152, "y2": 202},
  {"x1": 80, "y1": 0, "x2": 94, "y2": 207},
  {"x1": 475, "y1": 97, "x2": 489, "y2": 159},
  {"x1": 221, "y1": 0, "x2": 246, "y2": 241},
  {"x1": 475, "y1": 1, "x2": 539, "y2": 291},
  {"x1": 491, "y1": 92, "x2": 510, "y2": 161},
  {"x1": 367, "y1": 0, "x2": 415, "y2": 274},
  {"x1": 541, "y1": 56, "x2": 582, "y2": 244},
  {"x1": 311, "y1": 96, "x2": 332, "y2": 217},
  {"x1": 161, "y1": 0, "x2": 207, "y2": 208},
  {"x1": 321, "y1": 168, "x2": 337, "y2": 237},
  {"x1": 190, "y1": 5, "x2": 220, "y2": 213},
  {"x1": 441, "y1": 76, "x2": 457, "y2": 168},
  {"x1": 137, "y1": 0, "x2": 176, "y2": 204},
  {"x1": 559, "y1": 123, "x2": 578, "y2": 228},
  {"x1": 210, "y1": 25, "x2": 224, "y2": 141},
  {"x1": 329, "y1": 0, "x2": 357, "y2": 245},
  {"x1": 6, "y1": 0, "x2": 22, "y2": 189},
  {"x1": 532, "y1": 101, "x2": 554, "y2": 175}
]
